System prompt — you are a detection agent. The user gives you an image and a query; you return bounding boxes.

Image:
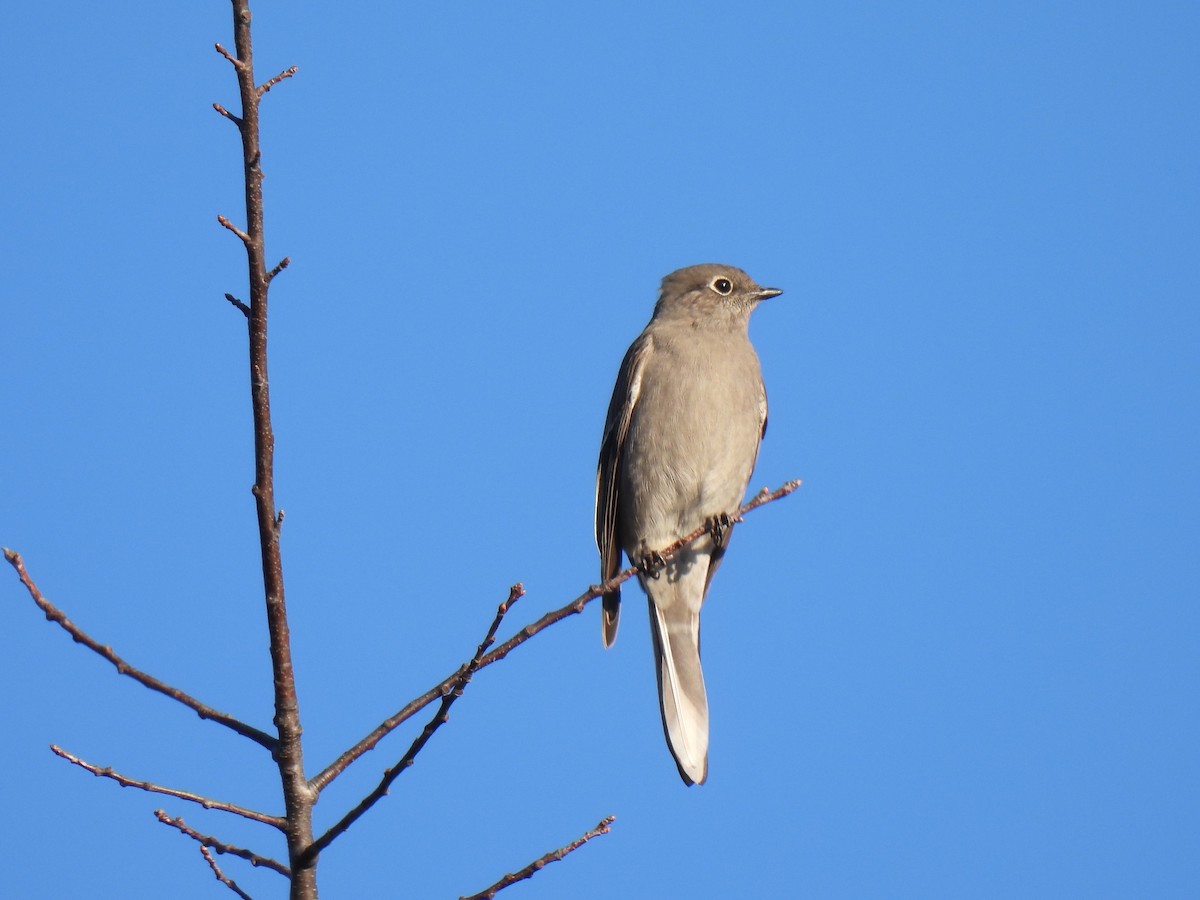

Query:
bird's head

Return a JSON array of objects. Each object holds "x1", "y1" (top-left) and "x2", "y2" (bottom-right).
[{"x1": 653, "y1": 264, "x2": 782, "y2": 325}]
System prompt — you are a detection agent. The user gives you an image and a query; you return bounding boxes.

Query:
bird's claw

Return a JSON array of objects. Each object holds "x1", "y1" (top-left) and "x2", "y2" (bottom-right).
[
  {"x1": 707, "y1": 512, "x2": 733, "y2": 548},
  {"x1": 638, "y1": 549, "x2": 667, "y2": 579}
]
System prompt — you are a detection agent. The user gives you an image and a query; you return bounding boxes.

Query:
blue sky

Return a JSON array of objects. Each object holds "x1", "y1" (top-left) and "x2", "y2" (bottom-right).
[{"x1": 2, "y1": 2, "x2": 1197, "y2": 898}]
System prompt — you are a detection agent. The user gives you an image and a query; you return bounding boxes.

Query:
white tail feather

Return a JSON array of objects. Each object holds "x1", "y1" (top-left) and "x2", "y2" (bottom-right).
[{"x1": 650, "y1": 601, "x2": 709, "y2": 785}]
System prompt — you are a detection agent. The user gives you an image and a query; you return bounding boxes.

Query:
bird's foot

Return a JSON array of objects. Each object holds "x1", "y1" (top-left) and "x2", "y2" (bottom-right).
[
  {"x1": 638, "y1": 549, "x2": 666, "y2": 579},
  {"x1": 706, "y1": 512, "x2": 734, "y2": 548}
]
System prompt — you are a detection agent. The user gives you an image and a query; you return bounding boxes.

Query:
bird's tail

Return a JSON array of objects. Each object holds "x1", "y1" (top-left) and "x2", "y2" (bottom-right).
[
  {"x1": 602, "y1": 590, "x2": 621, "y2": 648},
  {"x1": 648, "y1": 597, "x2": 709, "y2": 785}
]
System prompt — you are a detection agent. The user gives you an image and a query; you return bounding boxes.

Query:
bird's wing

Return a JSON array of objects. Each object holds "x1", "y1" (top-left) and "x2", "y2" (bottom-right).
[
  {"x1": 759, "y1": 378, "x2": 769, "y2": 442},
  {"x1": 754, "y1": 376, "x2": 768, "y2": 460},
  {"x1": 595, "y1": 332, "x2": 654, "y2": 647}
]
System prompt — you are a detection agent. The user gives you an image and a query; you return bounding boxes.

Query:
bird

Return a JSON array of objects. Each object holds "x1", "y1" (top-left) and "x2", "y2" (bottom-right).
[{"x1": 595, "y1": 263, "x2": 781, "y2": 785}]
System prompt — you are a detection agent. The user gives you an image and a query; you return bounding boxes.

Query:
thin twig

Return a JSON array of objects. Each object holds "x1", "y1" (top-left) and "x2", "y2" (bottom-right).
[
  {"x1": 213, "y1": 42, "x2": 243, "y2": 69},
  {"x1": 460, "y1": 815, "x2": 616, "y2": 900},
  {"x1": 213, "y1": 102, "x2": 243, "y2": 125},
  {"x1": 200, "y1": 845, "x2": 255, "y2": 900},
  {"x1": 309, "y1": 479, "x2": 800, "y2": 793},
  {"x1": 155, "y1": 810, "x2": 290, "y2": 877},
  {"x1": 50, "y1": 745, "x2": 284, "y2": 829},
  {"x1": 300, "y1": 585, "x2": 525, "y2": 864},
  {"x1": 225, "y1": 293, "x2": 252, "y2": 317},
  {"x1": 2, "y1": 549, "x2": 276, "y2": 750},
  {"x1": 267, "y1": 257, "x2": 290, "y2": 283},
  {"x1": 258, "y1": 66, "x2": 298, "y2": 97},
  {"x1": 217, "y1": 214, "x2": 251, "y2": 245}
]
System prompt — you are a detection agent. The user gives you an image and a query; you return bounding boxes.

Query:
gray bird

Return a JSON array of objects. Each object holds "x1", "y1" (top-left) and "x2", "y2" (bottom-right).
[{"x1": 595, "y1": 263, "x2": 781, "y2": 785}]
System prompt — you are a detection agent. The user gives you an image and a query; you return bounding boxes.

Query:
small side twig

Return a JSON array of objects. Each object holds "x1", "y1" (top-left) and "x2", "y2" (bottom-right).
[
  {"x1": 258, "y1": 66, "x2": 298, "y2": 96},
  {"x1": 266, "y1": 257, "x2": 290, "y2": 283},
  {"x1": 213, "y1": 42, "x2": 243, "y2": 69},
  {"x1": 309, "y1": 479, "x2": 801, "y2": 793},
  {"x1": 51, "y1": 745, "x2": 284, "y2": 829},
  {"x1": 155, "y1": 810, "x2": 290, "y2": 877},
  {"x1": 460, "y1": 815, "x2": 616, "y2": 900},
  {"x1": 2, "y1": 549, "x2": 276, "y2": 750},
  {"x1": 212, "y1": 102, "x2": 242, "y2": 126},
  {"x1": 217, "y1": 214, "x2": 251, "y2": 245},
  {"x1": 225, "y1": 293, "x2": 252, "y2": 317},
  {"x1": 199, "y1": 845, "x2": 254, "y2": 900},
  {"x1": 300, "y1": 584, "x2": 524, "y2": 864}
]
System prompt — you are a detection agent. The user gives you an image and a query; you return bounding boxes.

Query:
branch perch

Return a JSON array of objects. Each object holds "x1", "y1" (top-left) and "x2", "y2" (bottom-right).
[{"x1": 310, "y1": 479, "x2": 800, "y2": 793}]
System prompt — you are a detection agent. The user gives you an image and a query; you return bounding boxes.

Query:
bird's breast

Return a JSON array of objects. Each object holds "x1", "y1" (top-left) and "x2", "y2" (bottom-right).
[{"x1": 618, "y1": 332, "x2": 764, "y2": 549}]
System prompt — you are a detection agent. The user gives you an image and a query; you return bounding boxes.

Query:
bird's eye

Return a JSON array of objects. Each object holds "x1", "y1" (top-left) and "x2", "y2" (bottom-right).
[{"x1": 711, "y1": 277, "x2": 733, "y2": 295}]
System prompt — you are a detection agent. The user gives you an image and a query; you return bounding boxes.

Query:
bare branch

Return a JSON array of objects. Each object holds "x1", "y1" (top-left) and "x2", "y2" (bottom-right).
[
  {"x1": 155, "y1": 810, "x2": 290, "y2": 877},
  {"x1": 213, "y1": 102, "x2": 243, "y2": 126},
  {"x1": 309, "y1": 479, "x2": 801, "y2": 793},
  {"x1": 267, "y1": 257, "x2": 290, "y2": 283},
  {"x1": 221, "y1": 3, "x2": 315, "y2": 891},
  {"x1": 2, "y1": 549, "x2": 276, "y2": 750},
  {"x1": 460, "y1": 815, "x2": 616, "y2": 900},
  {"x1": 217, "y1": 214, "x2": 251, "y2": 245},
  {"x1": 258, "y1": 66, "x2": 298, "y2": 97},
  {"x1": 733, "y1": 479, "x2": 803, "y2": 518},
  {"x1": 226, "y1": 0, "x2": 288, "y2": 710},
  {"x1": 200, "y1": 846, "x2": 255, "y2": 900},
  {"x1": 213, "y1": 42, "x2": 243, "y2": 69},
  {"x1": 300, "y1": 585, "x2": 524, "y2": 864},
  {"x1": 473, "y1": 481, "x2": 802, "y2": 675},
  {"x1": 51, "y1": 745, "x2": 284, "y2": 829},
  {"x1": 225, "y1": 292, "x2": 252, "y2": 317}
]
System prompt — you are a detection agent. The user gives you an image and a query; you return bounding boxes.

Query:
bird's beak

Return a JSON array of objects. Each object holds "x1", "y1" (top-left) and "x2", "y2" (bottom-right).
[{"x1": 755, "y1": 287, "x2": 783, "y2": 300}]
